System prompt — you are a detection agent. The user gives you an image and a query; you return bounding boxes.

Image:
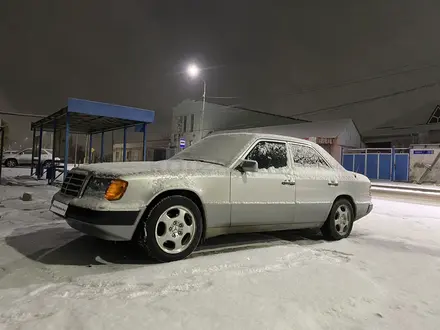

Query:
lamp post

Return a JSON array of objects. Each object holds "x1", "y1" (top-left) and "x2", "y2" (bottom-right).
[{"x1": 187, "y1": 64, "x2": 206, "y2": 141}]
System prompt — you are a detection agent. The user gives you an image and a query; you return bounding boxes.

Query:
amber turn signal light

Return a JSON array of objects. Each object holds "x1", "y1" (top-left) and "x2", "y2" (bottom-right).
[{"x1": 105, "y1": 180, "x2": 128, "y2": 201}]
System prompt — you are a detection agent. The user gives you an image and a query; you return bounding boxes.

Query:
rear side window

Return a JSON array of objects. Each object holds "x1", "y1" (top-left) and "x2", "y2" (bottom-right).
[
  {"x1": 290, "y1": 144, "x2": 329, "y2": 167},
  {"x1": 246, "y1": 141, "x2": 288, "y2": 169}
]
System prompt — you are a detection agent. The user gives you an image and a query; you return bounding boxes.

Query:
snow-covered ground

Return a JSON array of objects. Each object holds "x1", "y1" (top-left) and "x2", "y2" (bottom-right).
[
  {"x1": 0, "y1": 184, "x2": 440, "y2": 329},
  {"x1": 0, "y1": 167, "x2": 32, "y2": 179}
]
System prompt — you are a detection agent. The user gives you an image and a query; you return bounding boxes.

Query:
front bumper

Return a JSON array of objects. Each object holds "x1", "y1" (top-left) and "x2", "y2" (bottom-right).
[{"x1": 51, "y1": 193, "x2": 143, "y2": 241}]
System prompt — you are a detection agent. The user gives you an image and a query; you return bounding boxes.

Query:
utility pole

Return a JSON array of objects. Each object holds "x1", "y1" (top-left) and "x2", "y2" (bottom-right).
[{"x1": 199, "y1": 80, "x2": 206, "y2": 141}]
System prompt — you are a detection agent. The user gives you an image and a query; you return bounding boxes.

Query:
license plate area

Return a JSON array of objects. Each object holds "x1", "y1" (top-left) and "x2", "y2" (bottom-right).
[{"x1": 50, "y1": 200, "x2": 69, "y2": 217}]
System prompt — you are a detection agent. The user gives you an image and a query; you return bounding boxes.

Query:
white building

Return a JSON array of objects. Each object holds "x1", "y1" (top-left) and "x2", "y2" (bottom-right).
[
  {"x1": 218, "y1": 118, "x2": 362, "y2": 163},
  {"x1": 170, "y1": 99, "x2": 306, "y2": 148},
  {"x1": 113, "y1": 140, "x2": 174, "y2": 162}
]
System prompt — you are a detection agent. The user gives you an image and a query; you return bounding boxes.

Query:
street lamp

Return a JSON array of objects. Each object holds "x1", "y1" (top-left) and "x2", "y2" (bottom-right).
[{"x1": 186, "y1": 63, "x2": 206, "y2": 140}]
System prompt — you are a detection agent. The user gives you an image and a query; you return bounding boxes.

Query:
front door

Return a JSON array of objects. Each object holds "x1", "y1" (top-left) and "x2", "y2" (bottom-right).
[
  {"x1": 289, "y1": 143, "x2": 338, "y2": 225},
  {"x1": 230, "y1": 140, "x2": 296, "y2": 226},
  {"x1": 17, "y1": 148, "x2": 33, "y2": 165}
]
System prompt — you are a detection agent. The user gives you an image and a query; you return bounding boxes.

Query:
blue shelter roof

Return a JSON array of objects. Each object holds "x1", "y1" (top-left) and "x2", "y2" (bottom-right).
[{"x1": 31, "y1": 98, "x2": 155, "y2": 134}]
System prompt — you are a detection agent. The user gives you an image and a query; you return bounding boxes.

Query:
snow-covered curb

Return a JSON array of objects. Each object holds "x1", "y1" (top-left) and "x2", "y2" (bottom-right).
[
  {"x1": 371, "y1": 186, "x2": 440, "y2": 198},
  {"x1": 371, "y1": 183, "x2": 440, "y2": 195}
]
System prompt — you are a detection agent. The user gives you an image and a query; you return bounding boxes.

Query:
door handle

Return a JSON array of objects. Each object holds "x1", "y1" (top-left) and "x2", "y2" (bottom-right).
[
  {"x1": 328, "y1": 180, "x2": 339, "y2": 186},
  {"x1": 282, "y1": 180, "x2": 295, "y2": 186}
]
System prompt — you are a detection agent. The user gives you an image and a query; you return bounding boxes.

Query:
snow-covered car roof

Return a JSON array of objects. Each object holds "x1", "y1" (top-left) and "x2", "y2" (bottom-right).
[{"x1": 209, "y1": 131, "x2": 343, "y2": 169}]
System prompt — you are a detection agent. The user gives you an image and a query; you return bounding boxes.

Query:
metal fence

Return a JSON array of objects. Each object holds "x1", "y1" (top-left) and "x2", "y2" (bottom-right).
[{"x1": 342, "y1": 148, "x2": 410, "y2": 182}]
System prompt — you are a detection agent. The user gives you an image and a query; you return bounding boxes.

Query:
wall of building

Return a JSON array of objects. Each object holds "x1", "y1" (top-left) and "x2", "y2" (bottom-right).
[
  {"x1": 112, "y1": 142, "x2": 174, "y2": 162},
  {"x1": 335, "y1": 120, "x2": 363, "y2": 149},
  {"x1": 170, "y1": 100, "x2": 304, "y2": 148},
  {"x1": 409, "y1": 144, "x2": 440, "y2": 184}
]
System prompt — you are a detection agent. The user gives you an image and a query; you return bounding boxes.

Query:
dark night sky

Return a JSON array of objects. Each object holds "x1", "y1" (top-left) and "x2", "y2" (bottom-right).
[{"x1": 1, "y1": 0, "x2": 440, "y2": 144}]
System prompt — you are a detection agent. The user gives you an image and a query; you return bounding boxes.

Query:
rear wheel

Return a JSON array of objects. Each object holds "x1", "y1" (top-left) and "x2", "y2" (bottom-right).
[
  {"x1": 321, "y1": 198, "x2": 354, "y2": 240},
  {"x1": 135, "y1": 195, "x2": 203, "y2": 262},
  {"x1": 5, "y1": 159, "x2": 17, "y2": 168}
]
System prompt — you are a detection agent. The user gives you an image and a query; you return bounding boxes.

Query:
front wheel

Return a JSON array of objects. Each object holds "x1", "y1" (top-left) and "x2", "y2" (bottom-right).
[
  {"x1": 321, "y1": 198, "x2": 354, "y2": 240},
  {"x1": 5, "y1": 159, "x2": 17, "y2": 168},
  {"x1": 135, "y1": 195, "x2": 203, "y2": 262}
]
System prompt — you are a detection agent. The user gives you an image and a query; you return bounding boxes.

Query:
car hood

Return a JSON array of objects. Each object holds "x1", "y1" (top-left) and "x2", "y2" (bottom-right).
[{"x1": 74, "y1": 159, "x2": 229, "y2": 177}]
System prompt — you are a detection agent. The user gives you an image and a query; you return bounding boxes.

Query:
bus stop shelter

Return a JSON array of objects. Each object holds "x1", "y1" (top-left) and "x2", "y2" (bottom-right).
[{"x1": 30, "y1": 98, "x2": 155, "y2": 182}]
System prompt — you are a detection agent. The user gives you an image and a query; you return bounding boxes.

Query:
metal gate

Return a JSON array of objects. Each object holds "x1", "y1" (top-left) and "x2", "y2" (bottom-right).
[{"x1": 342, "y1": 148, "x2": 409, "y2": 181}]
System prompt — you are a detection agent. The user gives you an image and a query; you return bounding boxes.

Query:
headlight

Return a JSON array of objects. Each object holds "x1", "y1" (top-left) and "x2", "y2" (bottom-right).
[
  {"x1": 105, "y1": 180, "x2": 128, "y2": 201},
  {"x1": 83, "y1": 177, "x2": 112, "y2": 197}
]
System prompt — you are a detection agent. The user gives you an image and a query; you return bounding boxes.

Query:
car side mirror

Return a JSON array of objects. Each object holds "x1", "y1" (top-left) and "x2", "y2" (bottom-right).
[{"x1": 238, "y1": 159, "x2": 258, "y2": 172}]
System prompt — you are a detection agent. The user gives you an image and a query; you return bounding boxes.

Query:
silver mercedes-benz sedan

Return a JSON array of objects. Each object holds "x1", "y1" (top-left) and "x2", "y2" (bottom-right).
[{"x1": 50, "y1": 132, "x2": 372, "y2": 262}]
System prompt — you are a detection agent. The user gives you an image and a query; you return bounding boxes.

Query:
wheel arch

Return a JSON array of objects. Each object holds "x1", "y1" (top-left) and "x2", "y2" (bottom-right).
[
  {"x1": 334, "y1": 194, "x2": 356, "y2": 218},
  {"x1": 139, "y1": 188, "x2": 207, "y2": 241}
]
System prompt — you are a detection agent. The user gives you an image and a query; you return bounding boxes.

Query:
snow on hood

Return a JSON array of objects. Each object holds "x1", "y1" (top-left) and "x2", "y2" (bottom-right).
[{"x1": 75, "y1": 159, "x2": 228, "y2": 177}]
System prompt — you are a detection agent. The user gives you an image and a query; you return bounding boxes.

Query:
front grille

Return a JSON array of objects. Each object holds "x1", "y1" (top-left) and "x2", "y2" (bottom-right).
[{"x1": 61, "y1": 172, "x2": 87, "y2": 197}]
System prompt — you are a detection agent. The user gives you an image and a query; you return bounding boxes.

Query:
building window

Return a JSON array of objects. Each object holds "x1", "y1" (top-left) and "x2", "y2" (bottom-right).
[
  {"x1": 183, "y1": 116, "x2": 187, "y2": 132},
  {"x1": 428, "y1": 105, "x2": 440, "y2": 124},
  {"x1": 176, "y1": 116, "x2": 183, "y2": 133},
  {"x1": 190, "y1": 114, "x2": 195, "y2": 132}
]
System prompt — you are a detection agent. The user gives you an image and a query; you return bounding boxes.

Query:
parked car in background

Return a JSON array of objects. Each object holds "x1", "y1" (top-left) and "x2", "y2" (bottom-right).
[
  {"x1": 2, "y1": 148, "x2": 60, "y2": 167},
  {"x1": 50, "y1": 132, "x2": 373, "y2": 262},
  {"x1": 3, "y1": 150, "x2": 18, "y2": 154}
]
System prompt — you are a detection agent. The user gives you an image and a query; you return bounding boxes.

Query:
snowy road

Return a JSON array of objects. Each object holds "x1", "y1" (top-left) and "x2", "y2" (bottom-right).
[{"x1": 1, "y1": 185, "x2": 440, "y2": 329}]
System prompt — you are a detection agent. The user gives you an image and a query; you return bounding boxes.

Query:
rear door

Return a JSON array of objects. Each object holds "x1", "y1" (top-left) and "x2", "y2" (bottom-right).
[
  {"x1": 289, "y1": 143, "x2": 339, "y2": 225},
  {"x1": 230, "y1": 140, "x2": 296, "y2": 226}
]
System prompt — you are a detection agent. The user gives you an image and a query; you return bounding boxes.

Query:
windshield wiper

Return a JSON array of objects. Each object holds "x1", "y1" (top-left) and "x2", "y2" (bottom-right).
[{"x1": 180, "y1": 158, "x2": 224, "y2": 166}]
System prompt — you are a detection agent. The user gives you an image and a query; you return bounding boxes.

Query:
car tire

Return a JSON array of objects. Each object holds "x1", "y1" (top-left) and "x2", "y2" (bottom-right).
[
  {"x1": 5, "y1": 159, "x2": 17, "y2": 168},
  {"x1": 321, "y1": 198, "x2": 354, "y2": 241},
  {"x1": 135, "y1": 195, "x2": 204, "y2": 263}
]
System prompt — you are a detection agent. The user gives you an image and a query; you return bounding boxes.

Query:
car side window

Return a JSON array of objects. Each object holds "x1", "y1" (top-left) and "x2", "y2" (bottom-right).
[
  {"x1": 246, "y1": 141, "x2": 288, "y2": 170},
  {"x1": 23, "y1": 149, "x2": 33, "y2": 155},
  {"x1": 290, "y1": 144, "x2": 329, "y2": 167}
]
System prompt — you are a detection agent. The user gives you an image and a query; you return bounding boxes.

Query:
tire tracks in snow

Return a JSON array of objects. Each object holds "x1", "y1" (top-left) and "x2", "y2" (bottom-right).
[{"x1": 4, "y1": 245, "x2": 352, "y2": 304}]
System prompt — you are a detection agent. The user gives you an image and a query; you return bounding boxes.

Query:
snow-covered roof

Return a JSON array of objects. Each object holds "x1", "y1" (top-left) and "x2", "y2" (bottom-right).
[
  {"x1": 218, "y1": 118, "x2": 357, "y2": 139},
  {"x1": 364, "y1": 101, "x2": 440, "y2": 138}
]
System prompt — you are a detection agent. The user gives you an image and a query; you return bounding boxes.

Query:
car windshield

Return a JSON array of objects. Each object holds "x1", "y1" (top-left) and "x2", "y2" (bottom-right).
[{"x1": 171, "y1": 134, "x2": 254, "y2": 167}]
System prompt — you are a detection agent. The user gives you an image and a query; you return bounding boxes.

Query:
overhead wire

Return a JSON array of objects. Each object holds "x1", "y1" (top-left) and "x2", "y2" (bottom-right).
[
  {"x1": 205, "y1": 58, "x2": 440, "y2": 101},
  {"x1": 293, "y1": 80, "x2": 440, "y2": 117}
]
